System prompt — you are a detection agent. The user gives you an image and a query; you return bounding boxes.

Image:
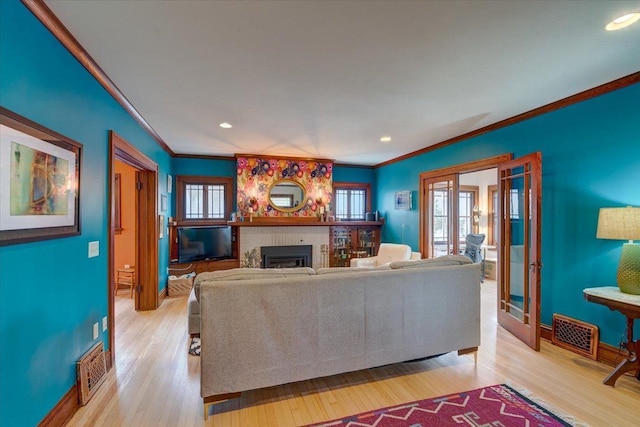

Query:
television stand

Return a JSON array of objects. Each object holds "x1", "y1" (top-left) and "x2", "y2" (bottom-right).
[{"x1": 169, "y1": 258, "x2": 239, "y2": 275}]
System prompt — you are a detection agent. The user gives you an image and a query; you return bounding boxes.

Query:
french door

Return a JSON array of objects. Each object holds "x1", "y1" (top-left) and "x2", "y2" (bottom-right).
[
  {"x1": 419, "y1": 153, "x2": 541, "y2": 351},
  {"x1": 497, "y1": 152, "x2": 542, "y2": 351},
  {"x1": 424, "y1": 174, "x2": 459, "y2": 258}
]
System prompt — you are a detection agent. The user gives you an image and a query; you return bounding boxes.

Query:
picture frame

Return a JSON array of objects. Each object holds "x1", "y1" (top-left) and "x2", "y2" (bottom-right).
[
  {"x1": 161, "y1": 194, "x2": 167, "y2": 212},
  {"x1": 0, "y1": 107, "x2": 82, "y2": 246},
  {"x1": 167, "y1": 174, "x2": 172, "y2": 194},
  {"x1": 158, "y1": 214, "x2": 165, "y2": 239},
  {"x1": 395, "y1": 191, "x2": 412, "y2": 210}
]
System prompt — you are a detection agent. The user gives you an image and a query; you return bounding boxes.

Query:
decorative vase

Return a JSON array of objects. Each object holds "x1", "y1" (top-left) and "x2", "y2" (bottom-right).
[{"x1": 618, "y1": 243, "x2": 640, "y2": 294}]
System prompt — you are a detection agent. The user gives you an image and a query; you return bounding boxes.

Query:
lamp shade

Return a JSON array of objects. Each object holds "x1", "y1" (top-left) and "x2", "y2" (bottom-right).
[
  {"x1": 596, "y1": 206, "x2": 640, "y2": 294},
  {"x1": 596, "y1": 207, "x2": 640, "y2": 240}
]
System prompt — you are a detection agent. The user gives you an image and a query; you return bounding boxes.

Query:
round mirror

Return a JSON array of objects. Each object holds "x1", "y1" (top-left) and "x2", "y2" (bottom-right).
[{"x1": 268, "y1": 179, "x2": 306, "y2": 212}]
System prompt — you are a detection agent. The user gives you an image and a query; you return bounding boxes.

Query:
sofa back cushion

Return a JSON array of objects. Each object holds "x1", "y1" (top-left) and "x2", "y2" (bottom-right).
[
  {"x1": 389, "y1": 254, "x2": 471, "y2": 270},
  {"x1": 194, "y1": 267, "x2": 316, "y2": 300},
  {"x1": 316, "y1": 265, "x2": 391, "y2": 275}
]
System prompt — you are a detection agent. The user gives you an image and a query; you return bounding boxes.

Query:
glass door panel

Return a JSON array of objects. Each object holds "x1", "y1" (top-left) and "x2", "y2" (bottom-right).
[
  {"x1": 425, "y1": 175, "x2": 458, "y2": 258},
  {"x1": 503, "y1": 170, "x2": 528, "y2": 321}
]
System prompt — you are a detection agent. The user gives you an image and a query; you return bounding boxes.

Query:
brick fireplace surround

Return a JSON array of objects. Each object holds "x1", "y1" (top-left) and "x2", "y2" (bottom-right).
[{"x1": 238, "y1": 225, "x2": 330, "y2": 270}]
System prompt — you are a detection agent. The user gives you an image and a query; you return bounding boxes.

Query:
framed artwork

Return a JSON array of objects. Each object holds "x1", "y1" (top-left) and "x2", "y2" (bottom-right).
[
  {"x1": 167, "y1": 174, "x2": 172, "y2": 194},
  {"x1": 395, "y1": 191, "x2": 412, "y2": 210},
  {"x1": 0, "y1": 107, "x2": 82, "y2": 246},
  {"x1": 158, "y1": 214, "x2": 165, "y2": 239},
  {"x1": 161, "y1": 194, "x2": 167, "y2": 212}
]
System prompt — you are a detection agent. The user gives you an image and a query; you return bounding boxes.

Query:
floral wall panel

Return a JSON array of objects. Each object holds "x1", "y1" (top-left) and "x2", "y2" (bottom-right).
[{"x1": 236, "y1": 157, "x2": 333, "y2": 218}]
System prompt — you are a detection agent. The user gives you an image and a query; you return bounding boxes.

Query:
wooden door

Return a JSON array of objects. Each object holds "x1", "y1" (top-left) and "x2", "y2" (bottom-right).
[
  {"x1": 497, "y1": 152, "x2": 542, "y2": 350},
  {"x1": 424, "y1": 175, "x2": 459, "y2": 258},
  {"x1": 135, "y1": 170, "x2": 158, "y2": 311}
]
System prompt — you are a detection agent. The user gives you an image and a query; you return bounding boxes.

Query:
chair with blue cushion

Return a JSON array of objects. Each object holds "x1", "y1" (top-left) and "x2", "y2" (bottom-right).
[{"x1": 463, "y1": 233, "x2": 485, "y2": 282}]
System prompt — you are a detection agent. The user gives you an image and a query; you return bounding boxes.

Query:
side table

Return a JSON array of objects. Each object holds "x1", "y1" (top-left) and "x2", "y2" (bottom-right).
[{"x1": 583, "y1": 286, "x2": 640, "y2": 386}]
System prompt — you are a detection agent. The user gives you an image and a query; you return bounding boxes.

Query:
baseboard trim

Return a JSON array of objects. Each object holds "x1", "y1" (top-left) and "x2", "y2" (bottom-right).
[
  {"x1": 542, "y1": 323, "x2": 628, "y2": 369},
  {"x1": 158, "y1": 286, "x2": 167, "y2": 305},
  {"x1": 38, "y1": 348, "x2": 113, "y2": 426},
  {"x1": 597, "y1": 341, "x2": 628, "y2": 367},
  {"x1": 541, "y1": 323, "x2": 552, "y2": 341},
  {"x1": 105, "y1": 349, "x2": 113, "y2": 371},
  {"x1": 37, "y1": 384, "x2": 78, "y2": 427}
]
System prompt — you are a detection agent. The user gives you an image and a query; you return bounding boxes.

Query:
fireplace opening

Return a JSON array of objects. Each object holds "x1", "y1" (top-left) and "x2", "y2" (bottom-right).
[{"x1": 261, "y1": 245, "x2": 312, "y2": 269}]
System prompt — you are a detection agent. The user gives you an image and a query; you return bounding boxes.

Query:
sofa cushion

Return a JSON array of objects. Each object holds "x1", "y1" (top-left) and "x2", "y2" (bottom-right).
[
  {"x1": 188, "y1": 288, "x2": 200, "y2": 315},
  {"x1": 316, "y1": 265, "x2": 391, "y2": 275},
  {"x1": 389, "y1": 254, "x2": 471, "y2": 269},
  {"x1": 188, "y1": 288, "x2": 200, "y2": 336},
  {"x1": 194, "y1": 267, "x2": 316, "y2": 300}
]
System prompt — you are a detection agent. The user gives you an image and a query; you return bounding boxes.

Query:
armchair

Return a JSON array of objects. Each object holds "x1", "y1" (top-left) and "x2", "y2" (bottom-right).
[{"x1": 350, "y1": 243, "x2": 412, "y2": 267}]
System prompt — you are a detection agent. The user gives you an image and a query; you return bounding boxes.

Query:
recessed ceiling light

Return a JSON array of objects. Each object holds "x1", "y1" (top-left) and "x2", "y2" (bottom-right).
[
  {"x1": 380, "y1": 136, "x2": 392, "y2": 143},
  {"x1": 606, "y1": 12, "x2": 640, "y2": 31},
  {"x1": 219, "y1": 122, "x2": 232, "y2": 128}
]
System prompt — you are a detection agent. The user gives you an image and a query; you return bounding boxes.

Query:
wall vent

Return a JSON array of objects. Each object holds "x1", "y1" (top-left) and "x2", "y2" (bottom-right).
[
  {"x1": 551, "y1": 314, "x2": 599, "y2": 360},
  {"x1": 77, "y1": 341, "x2": 107, "y2": 405}
]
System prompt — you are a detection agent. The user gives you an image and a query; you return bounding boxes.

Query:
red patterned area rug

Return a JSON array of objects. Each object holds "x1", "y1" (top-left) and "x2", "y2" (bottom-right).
[{"x1": 307, "y1": 384, "x2": 586, "y2": 427}]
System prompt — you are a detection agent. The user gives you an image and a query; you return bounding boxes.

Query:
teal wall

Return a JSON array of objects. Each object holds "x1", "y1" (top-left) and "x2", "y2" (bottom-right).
[
  {"x1": 172, "y1": 156, "x2": 236, "y2": 177},
  {"x1": 376, "y1": 82, "x2": 640, "y2": 347},
  {"x1": 171, "y1": 157, "x2": 237, "y2": 212},
  {"x1": 0, "y1": 1, "x2": 172, "y2": 425}
]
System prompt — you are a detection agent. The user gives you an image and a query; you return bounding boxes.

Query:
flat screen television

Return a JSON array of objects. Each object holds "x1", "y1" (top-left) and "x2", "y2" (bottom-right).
[{"x1": 177, "y1": 226, "x2": 233, "y2": 263}]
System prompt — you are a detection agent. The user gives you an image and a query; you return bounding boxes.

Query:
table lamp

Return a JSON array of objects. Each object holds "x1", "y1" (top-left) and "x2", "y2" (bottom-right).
[{"x1": 596, "y1": 206, "x2": 640, "y2": 294}]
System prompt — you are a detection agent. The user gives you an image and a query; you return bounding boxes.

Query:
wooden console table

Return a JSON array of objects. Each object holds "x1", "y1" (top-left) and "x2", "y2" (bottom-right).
[{"x1": 583, "y1": 286, "x2": 640, "y2": 386}]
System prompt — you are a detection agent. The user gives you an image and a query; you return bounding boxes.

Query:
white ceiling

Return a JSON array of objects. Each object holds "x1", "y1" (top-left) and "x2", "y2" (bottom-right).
[{"x1": 45, "y1": 0, "x2": 640, "y2": 165}]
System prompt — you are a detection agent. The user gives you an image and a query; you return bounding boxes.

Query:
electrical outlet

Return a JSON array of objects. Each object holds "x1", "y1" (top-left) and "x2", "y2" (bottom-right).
[
  {"x1": 102, "y1": 316, "x2": 108, "y2": 332},
  {"x1": 92, "y1": 322, "x2": 99, "y2": 340}
]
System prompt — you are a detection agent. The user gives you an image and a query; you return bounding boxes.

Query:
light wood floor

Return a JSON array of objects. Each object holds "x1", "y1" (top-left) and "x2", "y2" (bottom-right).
[{"x1": 68, "y1": 281, "x2": 638, "y2": 426}]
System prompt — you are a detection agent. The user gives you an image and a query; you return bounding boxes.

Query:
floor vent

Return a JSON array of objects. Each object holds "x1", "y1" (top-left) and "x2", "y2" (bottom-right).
[
  {"x1": 77, "y1": 341, "x2": 107, "y2": 405},
  {"x1": 551, "y1": 314, "x2": 599, "y2": 360}
]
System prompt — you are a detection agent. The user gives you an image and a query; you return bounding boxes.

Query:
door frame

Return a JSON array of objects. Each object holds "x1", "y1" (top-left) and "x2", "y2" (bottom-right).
[
  {"x1": 419, "y1": 154, "x2": 512, "y2": 257},
  {"x1": 108, "y1": 131, "x2": 159, "y2": 366}
]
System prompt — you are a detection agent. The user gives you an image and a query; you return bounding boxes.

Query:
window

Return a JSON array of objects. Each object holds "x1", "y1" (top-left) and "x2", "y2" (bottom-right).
[
  {"x1": 333, "y1": 182, "x2": 371, "y2": 221},
  {"x1": 432, "y1": 185, "x2": 478, "y2": 244},
  {"x1": 176, "y1": 176, "x2": 233, "y2": 225},
  {"x1": 432, "y1": 188, "x2": 449, "y2": 243},
  {"x1": 458, "y1": 189, "x2": 475, "y2": 241}
]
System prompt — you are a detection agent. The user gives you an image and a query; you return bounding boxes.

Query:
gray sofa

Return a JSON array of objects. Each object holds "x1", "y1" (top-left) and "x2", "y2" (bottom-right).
[
  {"x1": 195, "y1": 256, "x2": 480, "y2": 417},
  {"x1": 188, "y1": 267, "x2": 320, "y2": 337}
]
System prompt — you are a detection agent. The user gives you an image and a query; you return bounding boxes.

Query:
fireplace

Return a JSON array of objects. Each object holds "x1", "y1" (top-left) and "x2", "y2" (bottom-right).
[{"x1": 261, "y1": 245, "x2": 312, "y2": 269}]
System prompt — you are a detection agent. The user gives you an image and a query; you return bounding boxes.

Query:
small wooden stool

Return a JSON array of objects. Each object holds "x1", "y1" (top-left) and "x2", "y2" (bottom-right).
[{"x1": 115, "y1": 267, "x2": 136, "y2": 298}]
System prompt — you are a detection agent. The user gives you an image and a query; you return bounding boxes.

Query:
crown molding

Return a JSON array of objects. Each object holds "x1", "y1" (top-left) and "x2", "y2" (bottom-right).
[
  {"x1": 21, "y1": 0, "x2": 175, "y2": 156},
  {"x1": 375, "y1": 71, "x2": 640, "y2": 169},
  {"x1": 234, "y1": 153, "x2": 334, "y2": 163},
  {"x1": 173, "y1": 153, "x2": 236, "y2": 161}
]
